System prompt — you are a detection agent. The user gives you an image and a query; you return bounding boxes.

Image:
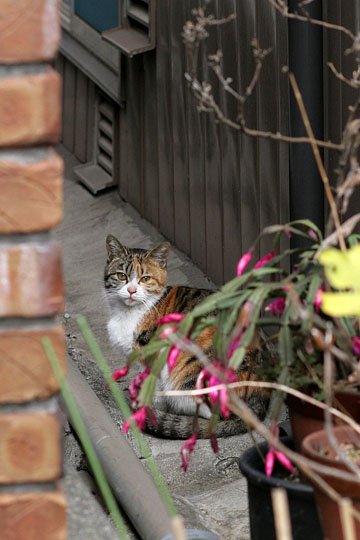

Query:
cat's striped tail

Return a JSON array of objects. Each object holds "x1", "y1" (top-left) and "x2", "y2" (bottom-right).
[{"x1": 146, "y1": 396, "x2": 269, "y2": 439}]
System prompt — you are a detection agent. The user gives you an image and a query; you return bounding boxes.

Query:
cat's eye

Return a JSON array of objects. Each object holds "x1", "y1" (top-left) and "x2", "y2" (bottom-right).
[
  {"x1": 140, "y1": 275, "x2": 151, "y2": 283},
  {"x1": 117, "y1": 272, "x2": 127, "y2": 281}
]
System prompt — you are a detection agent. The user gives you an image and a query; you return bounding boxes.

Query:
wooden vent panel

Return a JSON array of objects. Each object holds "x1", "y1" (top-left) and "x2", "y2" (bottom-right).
[
  {"x1": 74, "y1": 93, "x2": 117, "y2": 194},
  {"x1": 97, "y1": 100, "x2": 114, "y2": 176},
  {"x1": 127, "y1": 0, "x2": 150, "y2": 28}
]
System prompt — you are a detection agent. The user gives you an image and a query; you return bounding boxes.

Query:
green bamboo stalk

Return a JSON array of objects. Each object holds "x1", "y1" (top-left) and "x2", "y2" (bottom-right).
[
  {"x1": 42, "y1": 337, "x2": 130, "y2": 540},
  {"x1": 76, "y1": 315, "x2": 178, "y2": 517}
]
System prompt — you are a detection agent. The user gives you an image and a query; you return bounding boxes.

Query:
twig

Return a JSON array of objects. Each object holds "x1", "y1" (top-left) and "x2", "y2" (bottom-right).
[
  {"x1": 157, "y1": 380, "x2": 360, "y2": 436},
  {"x1": 289, "y1": 72, "x2": 347, "y2": 251},
  {"x1": 340, "y1": 499, "x2": 357, "y2": 540},
  {"x1": 328, "y1": 62, "x2": 360, "y2": 89},
  {"x1": 317, "y1": 213, "x2": 360, "y2": 253},
  {"x1": 170, "y1": 516, "x2": 188, "y2": 540},
  {"x1": 337, "y1": 168, "x2": 360, "y2": 214},
  {"x1": 186, "y1": 71, "x2": 343, "y2": 151},
  {"x1": 183, "y1": 7, "x2": 343, "y2": 151},
  {"x1": 271, "y1": 488, "x2": 293, "y2": 540},
  {"x1": 268, "y1": 0, "x2": 356, "y2": 41}
]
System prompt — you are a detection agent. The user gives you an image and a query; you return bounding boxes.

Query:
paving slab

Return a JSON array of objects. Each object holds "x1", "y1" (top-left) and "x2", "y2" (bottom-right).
[
  {"x1": 63, "y1": 467, "x2": 123, "y2": 540},
  {"x1": 55, "y1": 144, "x2": 257, "y2": 539}
]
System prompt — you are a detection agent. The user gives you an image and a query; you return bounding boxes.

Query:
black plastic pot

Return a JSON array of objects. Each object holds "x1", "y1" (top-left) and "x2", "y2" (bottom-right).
[{"x1": 239, "y1": 437, "x2": 323, "y2": 540}]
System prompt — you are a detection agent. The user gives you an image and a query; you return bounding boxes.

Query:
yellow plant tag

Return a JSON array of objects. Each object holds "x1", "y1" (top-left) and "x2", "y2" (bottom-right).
[{"x1": 318, "y1": 244, "x2": 360, "y2": 316}]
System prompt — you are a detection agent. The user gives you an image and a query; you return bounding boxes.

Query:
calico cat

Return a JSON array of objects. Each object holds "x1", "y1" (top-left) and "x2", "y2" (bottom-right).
[{"x1": 104, "y1": 234, "x2": 269, "y2": 439}]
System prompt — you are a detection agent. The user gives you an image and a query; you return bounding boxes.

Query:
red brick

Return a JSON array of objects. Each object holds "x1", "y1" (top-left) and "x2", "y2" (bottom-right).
[
  {"x1": 0, "y1": 412, "x2": 62, "y2": 483},
  {"x1": 0, "y1": 0, "x2": 60, "y2": 64},
  {"x1": 0, "y1": 326, "x2": 66, "y2": 403},
  {"x1": 0, "y1": 242, "x2": 64, "y2": 317},
  {"x1": 0, "y1": 490, "x2": 66, "y2": 540},
  {"x1": 0, "y1": 69, "x2": 61, "y2": 147},
  {"x1": 0, "y1": 151, "x2": 63, "y2": 233}
]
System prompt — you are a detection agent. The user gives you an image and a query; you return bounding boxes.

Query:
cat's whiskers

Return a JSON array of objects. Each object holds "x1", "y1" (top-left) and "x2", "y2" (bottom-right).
[{"x1": 139, "y1": 296, "x2": 160, "y2": 315}]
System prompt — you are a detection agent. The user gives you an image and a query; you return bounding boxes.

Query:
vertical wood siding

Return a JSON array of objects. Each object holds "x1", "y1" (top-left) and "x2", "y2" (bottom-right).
[
  {"x1": 57, "y1": 3, "x2": 290, "y2": 284},
  {"x1": 119, "y1": 0, "x2": 290, "y2": 284},
  {"x1": 55, "y1": 54, "x2": 96, "y2": 161},
  {"x1": 58, "y1": 0, "x2": 359, "y2": 286}
]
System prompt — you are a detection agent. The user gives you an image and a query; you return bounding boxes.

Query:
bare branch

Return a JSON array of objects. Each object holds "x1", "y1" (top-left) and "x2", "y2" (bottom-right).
[
  {"x1": 337, "y1": 167, "x2": 360, "y2": 214},
  {"x1": 317, "y1": 213, "x2": 360, "y2": 252},
  {"x1": 268, "y1": 0, "x2": 356, "y2": 41},
  {"x1": 157, "y1": 380, "x2": 360, "y2": 435},
  {"x1": 185, "y1": 72, "x2": 343, "y2": 150},
  {"x1": 183, "y1": 7, "x2": 344, "y2": 151},
  {"x1": 328, "y1": 62, "x2": 360, "y2": 89}
]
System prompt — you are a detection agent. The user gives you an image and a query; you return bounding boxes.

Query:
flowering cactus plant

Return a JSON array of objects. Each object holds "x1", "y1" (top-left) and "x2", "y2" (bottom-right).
[
  {"x1": 112, "y1": 0, "x2": 360, "y2": 477},
  {"x1": 112, "y1": 217, "x2": 359, "y2": 473}
]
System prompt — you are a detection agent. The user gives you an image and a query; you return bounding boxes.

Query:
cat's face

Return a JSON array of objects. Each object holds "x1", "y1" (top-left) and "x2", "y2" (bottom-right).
[{"x1": 104, "y1": 235, "x2": 170, "y2": 307}]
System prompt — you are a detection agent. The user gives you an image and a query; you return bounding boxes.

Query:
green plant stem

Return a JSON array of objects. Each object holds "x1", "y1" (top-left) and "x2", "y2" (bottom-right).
[
  {"x1": 76, "y1": 315, "x2": 177, "y2": 517},
  {"x1": 42, "y1": 337, "x2": 130, "y2": 540}
]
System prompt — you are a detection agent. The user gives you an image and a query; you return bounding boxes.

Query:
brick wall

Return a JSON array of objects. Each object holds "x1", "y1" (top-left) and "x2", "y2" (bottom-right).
[{"x1": 0, "y1": 2, "x2": 67, "y2": 539}]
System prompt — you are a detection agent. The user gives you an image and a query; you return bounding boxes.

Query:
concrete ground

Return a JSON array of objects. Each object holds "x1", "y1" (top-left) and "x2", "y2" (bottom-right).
[{"x1": 56, "y1": 145, "x2": 260, "y2": 540}]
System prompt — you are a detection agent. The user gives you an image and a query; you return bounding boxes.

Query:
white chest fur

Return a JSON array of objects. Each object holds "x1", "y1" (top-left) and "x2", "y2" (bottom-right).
[{"x1": 107, "y1": 304, "x2": 147, "y2": 360}]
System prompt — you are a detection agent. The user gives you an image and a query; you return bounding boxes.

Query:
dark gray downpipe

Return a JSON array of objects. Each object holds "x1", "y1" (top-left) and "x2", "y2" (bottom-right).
[{"x1": 288, "y1": 0, "x2": 324, "y2": 246}]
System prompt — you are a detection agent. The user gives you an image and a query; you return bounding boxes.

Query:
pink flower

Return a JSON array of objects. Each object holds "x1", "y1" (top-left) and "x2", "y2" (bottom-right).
[
  {"x1": 122, "y1": 406, "x2": 147, "y2": 433},
  {"x1": 219, "y1": 387, "x2": 231, "y2": 418},
  {"x1": 112, "y1": 365, "x2": 129, "y2": 381},
  {"x1": 352, "y1": 336, "x2": 360, "y2": 357},
  {"x1": 196, "y1": 368, "x2": 208, "y2": 390},
  {"x1": 265, "y1": 449, "x2": 276, "y2": 477},
  {"x1": 159, "y1": 326, "x2": 176, "y2": 339},
  {"x1": 265, "y1": 449, "x2": 295, "y2": 476},
  {"x1": 308, "y1": 228, "x2": 318, "y2": 241},
  {"x1": 264, "y1": 422, "x2": 295, "y2": 477},
  {"x1": 210, "y1": 433, "x2": 219, "y2": 454},
  {"x1": 128, "y1": 367, "x2": 151, "y2": 401},
  {"x1": 181, "y1": 432, "x2": 198, "y2": 472},
  {"x1": 208, "y1": 374, "x2": 222, "y2": 405},
  {"x1": 314, "y1": 287, "x2": 324, "y2": 313},
  {"x1": 254, "y1": 251, "x2": 276, "y2": 269},
  {"x1": 157, "y1": 313, "x2": 185, "y2": 326},
  {"x1": 266, "y1": 297, "x2": 286, "y2": 317},
  {"x1": 274, "y1": 451, "x2": 295, "y2": 474},
  {"x1": 227, "y1": 332, "x2": 243, "y2": 359},
  {"x1": 197, "y1": 361, "x2": 237, "y2": 418},
  {"x1": 225, "y1": 368, "x2": 238, "y2": 384},
  {"x1": 167, "y1": 345, "x2": 181, "y2": 372},
  {"x1": 236, "y1": 251, "x2": 253, "y2": 276},
  {"x1": 284, "y1": 229, "x2": 292, "y2": 238}
]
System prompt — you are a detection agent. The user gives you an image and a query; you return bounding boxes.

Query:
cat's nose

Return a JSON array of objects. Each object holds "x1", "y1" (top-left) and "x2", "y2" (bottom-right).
[{"x1": 127, "y1": 286, "x2": 137, "y2": 295}]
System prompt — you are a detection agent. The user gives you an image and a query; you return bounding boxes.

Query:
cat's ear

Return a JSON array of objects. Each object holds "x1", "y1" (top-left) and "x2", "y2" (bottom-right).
[
  {"x1": 106, "y1": 235, "x2": 127, "y2": 260},
  {"x1": 146, "y1": 242, "x2": 170, "y2": 268}
]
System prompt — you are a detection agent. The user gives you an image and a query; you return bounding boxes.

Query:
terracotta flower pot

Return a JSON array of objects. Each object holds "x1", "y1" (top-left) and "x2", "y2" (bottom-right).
[
  {"x1": 287, "y1": 390, "x2": 360, "y2": 452},
  {"x1": 301, "y1": 425, "x2": 360, "y2": 540}
]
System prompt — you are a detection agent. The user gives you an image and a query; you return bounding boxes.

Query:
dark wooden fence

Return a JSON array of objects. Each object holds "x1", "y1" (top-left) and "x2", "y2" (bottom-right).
[{"x1": 57, "y1": 0, "x2": 359, "y2": 285}]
